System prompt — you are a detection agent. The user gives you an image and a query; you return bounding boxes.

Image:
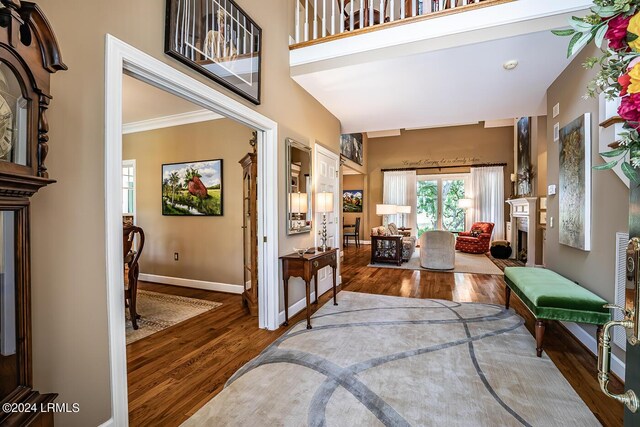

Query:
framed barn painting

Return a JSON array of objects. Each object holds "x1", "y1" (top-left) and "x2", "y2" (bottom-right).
[
  {"x1": 162, "y1": 159, "x2": 224, "y2": 216},
  {"x1": 165, "y1": 0, "x2": 262, "y2": 104},
  {"x1": 343, "y1": 190, "x2": 363, "y2": 213},
  {"x1": 558, "y1": 114, "x2": 591, "y2": 251},
  {"x1": 340, "y1": 133, "x2": 363, "y2": 166}
]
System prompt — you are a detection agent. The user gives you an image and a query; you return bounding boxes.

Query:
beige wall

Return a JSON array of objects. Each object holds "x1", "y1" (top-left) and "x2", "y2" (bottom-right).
[
  {"x1": 123, "y1": 119, "x2": 253, "y2": 286},
  {"x1": 30, "y1": 1, "x2": 341, "y2": 425},
  {"x1": 342, "y1": 174, "x2": 367, "y2": 241},
  {"x1": 546, "y1": 44, "x2": 629, "y2": 359},
  {"x1": 366, "y1": 124, "x2": 515, "y2": 231}
]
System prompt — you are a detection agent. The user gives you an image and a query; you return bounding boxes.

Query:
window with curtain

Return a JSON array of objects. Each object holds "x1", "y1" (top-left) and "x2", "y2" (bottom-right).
[
  {"x1": 383, "y1": 170, "x2": 417, "y2": 235},
  {"x1": 470, "y1": 166, "x2": 504, "y2": 240},
  {"x1": 416, "y1": 174, "x2": 470, "y2": 236}
]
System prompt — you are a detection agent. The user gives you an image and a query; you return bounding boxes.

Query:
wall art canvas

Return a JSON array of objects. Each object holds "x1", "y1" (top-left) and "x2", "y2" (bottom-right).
[
  {"x1": 558, "y1": 114, "x2": 591, "y2": 251},
  {"x1": 165, "y1": 0, "x2": 262, "y2": 104},
  {"x1": 343, "y1": 190, "x2": 363, "y2": 213},
  {"x1": 162, "y1": 159, "x2": 223, "y2": 216},
  {"x1": 340, "y1": 133, "x2": 363, "y2": 166},
  {"x1": 516, "y1": 117, "x2": 532, "y2": 196}
]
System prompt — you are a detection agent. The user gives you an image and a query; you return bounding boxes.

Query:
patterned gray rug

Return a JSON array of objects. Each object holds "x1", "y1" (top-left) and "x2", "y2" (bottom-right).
[
  {"x1": 183, "y1": 292, "x2": 599, "y2": 426},
  {"x1": 125, "y1": 290, "x2": 222, "y2": 345}
]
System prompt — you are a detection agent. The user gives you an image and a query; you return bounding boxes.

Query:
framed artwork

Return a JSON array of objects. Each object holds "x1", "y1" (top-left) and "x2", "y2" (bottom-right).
[
  {"x1": 553, "y1": 122, "x2": 560, "y2": 142},
  {"x1": 343, "y1": 190, "x2": 363, "y2": 213},
  {"x1": 559, "y1": 114, "x2": 591, "y2": 251},
  {"x1": 162, "y1": 159, "x2": 223, "y2": 216},
  {"x1": 165, "y1": 0, "x2": 262, "y2": 105},
  {"x1": 516, "y1": 117, "x2": 532, "y2": 196},
  {"x1": 340, "y1": 133, "x2": 363, "y2": 166}
]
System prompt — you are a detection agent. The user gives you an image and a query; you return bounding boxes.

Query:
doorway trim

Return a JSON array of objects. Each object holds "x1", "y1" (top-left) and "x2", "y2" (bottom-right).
[{"x1": 104, "y1": 35, "x2": 279, "y2": 425}]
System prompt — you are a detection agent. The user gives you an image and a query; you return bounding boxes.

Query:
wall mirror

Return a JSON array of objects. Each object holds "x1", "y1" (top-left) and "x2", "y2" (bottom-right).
[{"x1": 286, "y1": 138, "x2": 312, "y2": 235}]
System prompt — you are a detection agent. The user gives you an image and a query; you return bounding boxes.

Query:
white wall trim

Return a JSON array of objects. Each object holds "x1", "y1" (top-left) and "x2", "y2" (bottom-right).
[
  {"x1": 105, "y1": 34, "x2": 279, "y2": 427},
  {"x1": 98, "y1": 418, "x2": 115, "y2": 427},
  {"x1": 138, "y1": 273, "x2": 243, "y2": 294},
  {"x1": 278, "y1": 291, "x2": 317, "y2": 325},
  {"x1": 122, "y1": 109, "x2": 223, "y2": 134},
  {"x1": 561, "y1": 321, "x2": 625, "y2": 379}
]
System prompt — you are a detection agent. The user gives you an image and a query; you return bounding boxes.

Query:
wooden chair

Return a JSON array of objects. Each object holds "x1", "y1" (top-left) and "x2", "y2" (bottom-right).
[
  {"x1": 124, "y1": 224, "x2": 145, "y2": 330},
  {"x1": 342, "y1": 0, "x2": 390, "y2": 30},
  {"x1": 343, "y1": 217, "x2": 361, "y2": 248}
]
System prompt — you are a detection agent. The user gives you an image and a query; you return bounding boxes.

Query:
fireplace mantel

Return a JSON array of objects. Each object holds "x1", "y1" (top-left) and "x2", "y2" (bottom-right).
[{"x1": 506, "y1": 198, "x2": 538, "y2": 267}]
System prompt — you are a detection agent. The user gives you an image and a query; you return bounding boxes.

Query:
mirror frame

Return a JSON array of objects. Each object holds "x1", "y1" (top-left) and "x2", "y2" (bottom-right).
[{"x1": 286, "y1": 138, "x2": 312, "y2": 235}]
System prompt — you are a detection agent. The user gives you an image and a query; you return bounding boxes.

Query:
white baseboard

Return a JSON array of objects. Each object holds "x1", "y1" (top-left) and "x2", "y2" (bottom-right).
[
  {"x1": 561, "y1": 321, "x2": 625, "y2": 379},
  {"x1": 98, "y1": 418, "x2": 114, "y2": 427},
  {"x1": 278, "y1": 292, "x2": 317, "y2": 325},
  {"x1": 138, "y1": 273, "x2": 244, "y2": 294}
]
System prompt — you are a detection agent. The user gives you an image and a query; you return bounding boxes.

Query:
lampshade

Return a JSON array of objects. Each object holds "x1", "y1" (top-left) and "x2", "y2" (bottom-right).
[
  {"x1": 458, "y1": 198, "x2": 473, "y2": 209},
  {"x1": 376, "y1": 204, "x2": 397, "y2": 215},
  {"x1": 289, "y1": 192, "x2": 308, "y2": 214},
  {"x1": 316, "y1": 192, "x2": 334, "y2": 213},
  {"x1": 397, "y1": 205, "x2": 412, "y2": 214}
]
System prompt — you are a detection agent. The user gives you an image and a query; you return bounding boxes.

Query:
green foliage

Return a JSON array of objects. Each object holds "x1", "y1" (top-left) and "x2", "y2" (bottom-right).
[
  {"x1": 163, "y1": 189, "x2": 222, "y2": 215},
  {"x1": 417, "y1": 179, "x2": 465, "y2": 237}
]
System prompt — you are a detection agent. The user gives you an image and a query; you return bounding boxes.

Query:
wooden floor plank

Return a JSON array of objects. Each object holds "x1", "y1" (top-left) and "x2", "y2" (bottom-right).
[{"x1": 127, "y1": 246, "x2": 623, "y2": 426}]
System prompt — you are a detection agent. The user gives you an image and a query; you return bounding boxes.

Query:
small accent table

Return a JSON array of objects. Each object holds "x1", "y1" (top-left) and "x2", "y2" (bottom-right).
[{"x1": 280, "y1": 248, "x2": 339, "y2": 329}]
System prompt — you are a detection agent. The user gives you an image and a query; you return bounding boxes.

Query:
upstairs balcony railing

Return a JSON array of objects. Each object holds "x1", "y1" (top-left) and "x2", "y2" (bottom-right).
[{"x1": 292, "y1": 0, "x2": 511, "y2": 46}]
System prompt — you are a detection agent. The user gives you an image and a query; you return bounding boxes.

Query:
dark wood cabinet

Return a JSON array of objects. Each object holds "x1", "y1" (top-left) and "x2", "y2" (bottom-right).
[
  {"x1": 0, "y1": 2, "x2": 66, "y2": 426},
  {"x1": 240, "y1": 149, "x2": 258, "y2": 316}
]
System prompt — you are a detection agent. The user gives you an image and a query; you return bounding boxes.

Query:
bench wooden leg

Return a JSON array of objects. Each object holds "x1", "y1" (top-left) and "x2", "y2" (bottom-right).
[
  {"x1": 505, "y1": 286, "x2": 511, "y2": 310},
  {"x1": 535, "y1": 320, "x2": 545, "y2": 357}
]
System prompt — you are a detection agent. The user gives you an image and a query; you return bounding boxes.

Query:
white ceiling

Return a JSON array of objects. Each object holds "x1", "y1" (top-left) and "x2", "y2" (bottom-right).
[
  {"x1": 122, "y1": 74, "x2": 209, "y2": 124},
  {"x1": 292, "y1": 30, "x2": 573, "y2": 134}
]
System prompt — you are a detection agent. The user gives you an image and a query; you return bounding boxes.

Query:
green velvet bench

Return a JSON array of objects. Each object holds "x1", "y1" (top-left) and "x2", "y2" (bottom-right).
[{"x1": 504, "y1": 267, "x2": 611, "y2": 357}]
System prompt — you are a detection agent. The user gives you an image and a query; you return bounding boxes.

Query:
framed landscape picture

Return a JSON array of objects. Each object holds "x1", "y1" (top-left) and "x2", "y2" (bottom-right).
[
  {"x1": 340, "y1": 133, "x2": 363, "y2": 166},
  {"x1": 162, "y1": 159, "x2": 223, "y2": 216},
  {"x1": 165, "y1": 0, "x2": 262, "y2": 104},
  {"x1": 343, "y1": 190, "x2": 363, "y2": 213},
  {"x1": 559, "y1": 114, "x2": 591, "y2": 251}
]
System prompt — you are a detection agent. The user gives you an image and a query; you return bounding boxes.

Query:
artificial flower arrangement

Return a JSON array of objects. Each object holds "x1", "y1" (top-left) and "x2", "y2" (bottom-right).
[{"x1": 554, "y1": 0, "x2": 640, "y2": 182}]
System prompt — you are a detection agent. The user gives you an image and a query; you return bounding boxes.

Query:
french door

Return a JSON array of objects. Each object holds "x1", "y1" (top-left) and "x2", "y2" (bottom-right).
[{"x1": 416, "y1": 174, "x2": 469, "y2": 236}]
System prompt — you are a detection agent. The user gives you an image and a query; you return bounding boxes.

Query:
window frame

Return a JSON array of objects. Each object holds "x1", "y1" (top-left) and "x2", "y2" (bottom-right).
[
  {"x1": 417, "y1": 173, "x2": 470, "y2": 234},
  {"x1": 122, "y1": 159, "x2": 136, "y2": 221}
]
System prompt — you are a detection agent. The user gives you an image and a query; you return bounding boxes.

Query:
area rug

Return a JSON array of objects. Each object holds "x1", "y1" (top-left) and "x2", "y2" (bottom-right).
[
  {"x1": 368, "y1": 249, "x2": 504, "y2": 275},
  {"x1": 125, "y1": 290, "x2": 222, "y2": 345},
  {"x1": 182, "y1": 292, "x2": 599, "y2": 427}
]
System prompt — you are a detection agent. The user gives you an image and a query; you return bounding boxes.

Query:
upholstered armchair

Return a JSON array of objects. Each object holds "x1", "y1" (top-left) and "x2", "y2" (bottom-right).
[{"x1": 455, "y1": 222, "x2": 495, "y2": 254}]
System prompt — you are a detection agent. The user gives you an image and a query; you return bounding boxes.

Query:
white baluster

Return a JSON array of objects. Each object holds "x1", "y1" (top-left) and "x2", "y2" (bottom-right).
[
  {"x1": 401, "y1": 0, "x2": 405, "y2": 20},
  {"x1": 350, "y1": 0, "x2": 354, "y2": 31},
  {"x1": 412, "y1": 0, "x2": 417, "y2": 16},
  {"x1": 439, "y1": 0, "x2": 445, "y2": 11},
  {"x1": 331, "y1": 0, "x2": 336, "y2": 35},
  {"x1": 390, "y1": 0, "x2": 395, "y2": 21},
  {"x1": 340, "y1": 0, "x2": 345, "y2": 33},
  {"x1": 322, "y1": 0, "x2": 326, "y2": 37},
  {"x1": 313, "y1": 0, "x2": 318, "y2": 39},
  {"x1": 360, "y1": 0, "x2": 364, "y2": 29},
  {"x1": 380, "y1": 0, "x2": 384, "y2": 24},
  {"x1": 305, "y1": 0, "x2": 310, "y2": 41},
  {"x1": 369, "y1": 0, "x2": 373, "y2": 26},
  {"x1": 296, "y1": 0, "x2": 300, "y2": 43}
]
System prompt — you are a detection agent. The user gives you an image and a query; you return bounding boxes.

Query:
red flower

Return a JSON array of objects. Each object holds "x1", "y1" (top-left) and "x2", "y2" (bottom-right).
[
  {"x1": 620, "y1": 73, "x2": 632, "y2": 96},
  {"x1": 619, "y1": 93, "x2": 640, "y2": 128},
  {"x1": 606, "y1": 15, "x2": 631, "y2": 50}
]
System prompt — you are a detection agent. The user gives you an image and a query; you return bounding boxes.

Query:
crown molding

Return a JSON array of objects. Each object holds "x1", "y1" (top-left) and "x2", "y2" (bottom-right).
[{"x1": 122, "y1": 109, "x2": 223, "y2": 134}]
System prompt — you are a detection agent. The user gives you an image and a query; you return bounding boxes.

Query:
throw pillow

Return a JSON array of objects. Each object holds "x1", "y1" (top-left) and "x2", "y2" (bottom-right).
[
  {"x1": 388, "y1": 223, "x2": 398, "y2": 235},
  {"x1": 470, "y1": 229, "x2": 483, "y2": 238}
]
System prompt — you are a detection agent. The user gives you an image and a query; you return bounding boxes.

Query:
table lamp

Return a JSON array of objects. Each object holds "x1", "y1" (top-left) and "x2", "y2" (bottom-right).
[
  {"x1": 397, "y1": 205, "x2": 411, "y2": 228},
  {"x1": 289, "y1": 192, "x2": 308, "y2": 228},
  {"x1": 376, "y1": 204, "x2": 397, "y2": 227},
  {"x1": 316, "y1": 192, "x2": 334, "y2": 251}
]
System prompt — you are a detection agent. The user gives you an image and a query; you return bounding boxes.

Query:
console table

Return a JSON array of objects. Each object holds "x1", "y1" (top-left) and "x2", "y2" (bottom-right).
[{"x1": 280, "y1": 248, "x2": 339, "y2": 329}]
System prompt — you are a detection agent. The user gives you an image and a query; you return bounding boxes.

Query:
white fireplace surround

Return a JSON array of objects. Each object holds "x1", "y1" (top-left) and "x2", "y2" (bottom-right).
[{"x1": 506, "y1": 198, "x2": 537, "y2": 267}]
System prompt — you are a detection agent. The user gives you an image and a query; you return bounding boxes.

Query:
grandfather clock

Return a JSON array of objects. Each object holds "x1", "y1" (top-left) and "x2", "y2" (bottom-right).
[{"x1": 0, "y1": 1, "x2": 66, "y2": 426}]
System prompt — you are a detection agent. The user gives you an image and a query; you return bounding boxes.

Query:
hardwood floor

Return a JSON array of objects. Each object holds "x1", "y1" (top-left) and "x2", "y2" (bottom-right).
[{"x1": 127, "y1": 246, "x2": 624, "y2": 427}]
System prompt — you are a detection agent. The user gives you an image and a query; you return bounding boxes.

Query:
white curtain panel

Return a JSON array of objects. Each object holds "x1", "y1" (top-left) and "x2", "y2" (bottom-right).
[
  {"x1": 383, "y1": 171, "x2": 417, "y2": 236},
  {"x1": 470, "y1": 166, "x2": 505, "y2": 240}
]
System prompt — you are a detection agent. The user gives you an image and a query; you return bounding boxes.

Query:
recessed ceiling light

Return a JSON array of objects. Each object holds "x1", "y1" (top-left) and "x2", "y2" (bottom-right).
[{"x1": 503, "y1": 60, "x2": 519, "y2": 71}]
